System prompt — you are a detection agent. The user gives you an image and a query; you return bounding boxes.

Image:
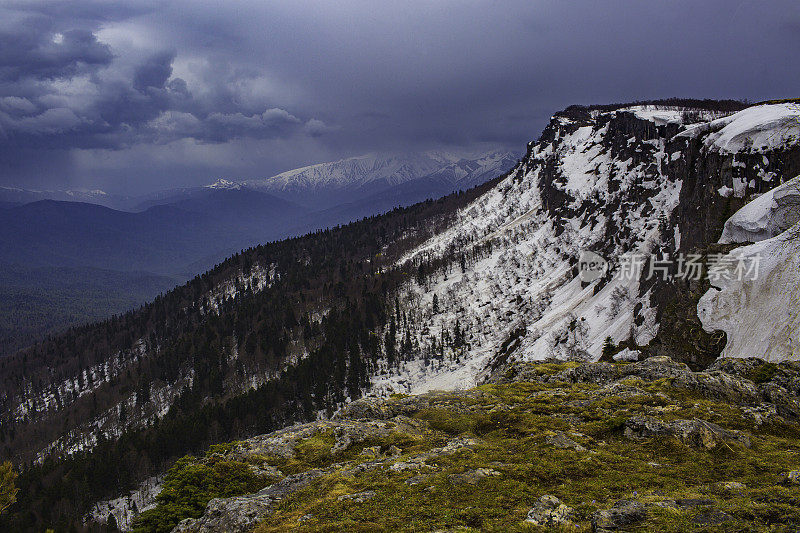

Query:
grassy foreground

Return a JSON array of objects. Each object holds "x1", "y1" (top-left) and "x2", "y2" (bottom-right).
[{"x1": 133, "y1": 359, "x2": 800, "y2": 532}]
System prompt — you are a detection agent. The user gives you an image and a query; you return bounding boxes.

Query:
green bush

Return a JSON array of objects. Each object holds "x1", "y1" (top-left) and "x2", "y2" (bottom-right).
[
  {"x1": 0, "y1": 462, "x2": 17, "y2": 515},
  {"x1": 132, "y1": 456, "x2": 265, "y2": 533}
]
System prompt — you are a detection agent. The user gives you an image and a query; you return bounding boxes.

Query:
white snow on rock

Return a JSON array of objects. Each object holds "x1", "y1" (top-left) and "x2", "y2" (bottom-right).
[
  {"x1": 680, "y1": 103, "x2": 800, "y2": 154},
  {"x1": 720, "y1": 175, "x2": 800, "y2": 244},
  {"x1": 699, "y1": 168, "x2": 800, "y2": 362},
  {"x1": 374, "y1": 109, "x2": 681, "y2": 395},
  {"x1": 87, "y1": 475, "x2": 163, "y2": 531},
  {"x1": 205, "y1": 178, "x2": 243, "y2": 190},
  {"x1": 617, "y1": 105, "x2": 735, "y2": 127},
  {"x1": 619, "y1": 106, "x2": 685, "y2": 126},
  {"x1": 698, "y1": 222, "x2": 800, "y2": 361}
]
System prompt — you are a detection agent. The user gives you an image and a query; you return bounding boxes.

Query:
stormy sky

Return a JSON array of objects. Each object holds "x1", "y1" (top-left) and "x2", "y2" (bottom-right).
[{"x1": 0, "y1": 0, "x2": 798, "y2": 194}]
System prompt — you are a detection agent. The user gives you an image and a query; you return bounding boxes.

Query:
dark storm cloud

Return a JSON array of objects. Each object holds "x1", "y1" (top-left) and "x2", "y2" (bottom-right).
[
  {"x1": 133, "y1": 51, "x2": 175, "y2": 93},
  {"x1": 0, "y1": 26, "x2": 112, "y2": 82},
  {"x1": 0, "y1": 0, "x2": 798, "y2": 193},
  {"x1": 0, "y1": 2, "x2": 328, "y2": 158}
]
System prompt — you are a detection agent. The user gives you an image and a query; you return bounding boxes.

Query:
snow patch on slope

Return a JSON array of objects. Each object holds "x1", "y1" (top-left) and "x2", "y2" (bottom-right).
[
  {"x1": 720, "y1": 175, "x2": 800, "y2": 243},
  {"x1": 88, "y1": 475, "x2": 163, "y2": 531},
  {"x1": 698, "y1": 222, "x2": 800, "y2": 361},
  {"x1": 680, "y1": 104, "x2": 800, "y2": 154}
]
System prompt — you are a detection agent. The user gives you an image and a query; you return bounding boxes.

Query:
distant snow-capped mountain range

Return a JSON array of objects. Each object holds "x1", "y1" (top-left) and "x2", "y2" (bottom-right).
[
  {"x1": 243, "y1": 149, "x2": 519, "y2": 208},
  {"x1": 0, "y1": 147, "x2": 519, "y2": 300},
  {"x1": 0, "y1": 186, "x2": 125, "y2": 209},
  {"x1": 0, "y1": 148, "x2": 519, "y2": 212}
]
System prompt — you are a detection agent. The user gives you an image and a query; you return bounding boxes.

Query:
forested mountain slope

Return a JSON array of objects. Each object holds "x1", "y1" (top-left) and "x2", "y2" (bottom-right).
[
  {"x1": 0, "y1": 264, "x2": 177, "y2": 357},
  {"x1": 0, "y1": 177, "x2": 505, "y2": 531}
]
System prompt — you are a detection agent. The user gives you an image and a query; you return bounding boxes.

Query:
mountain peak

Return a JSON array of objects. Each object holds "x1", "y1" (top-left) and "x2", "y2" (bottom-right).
[{"x1": 205, "y1": 178, "x2": 243, "y2": 190}]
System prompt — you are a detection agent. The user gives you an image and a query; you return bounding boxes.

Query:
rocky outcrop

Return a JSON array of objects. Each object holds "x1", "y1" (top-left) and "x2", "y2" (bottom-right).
[
  {"x1": 623, "y1": 416, "x2": 750, "y2": 449},
  {"x1": 146, "y1": 357, "x2": 800, "y2": 532},
  {"x1": 526, "y1": 495, "x2": 577, "y2": 528},
  {"x1": 335, "y1": 389, "x2": 489, "y2": 421},
  {"x1": 488, "y1": 356, "x2": 800, "y2": 422},
  {"x1": 173, "y1": 469, "x2": 331, "y2": 533},
  {"x1": 225, "y1": 416, "x2": 428, "y2": 461}
]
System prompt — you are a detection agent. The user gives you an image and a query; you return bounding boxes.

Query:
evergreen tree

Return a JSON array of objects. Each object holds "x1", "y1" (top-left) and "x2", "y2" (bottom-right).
[{"x1": 601, "y1": 337, "x2": 616, "y2": 361}]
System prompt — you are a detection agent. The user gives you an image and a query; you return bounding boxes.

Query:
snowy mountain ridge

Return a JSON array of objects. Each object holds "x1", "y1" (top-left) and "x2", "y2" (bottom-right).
[
  {"x1": 245, "y1": 149, "x2": 518, "y2": 196},
  {"x1": 372, "y1": 102, "x2": 800, "y2": 395},
  {"x1": 0, "y1": 185, "x2": 126, "y2": 209},
  {"x1": 204, "y1": 178, "x2": 243, "y2": 190}
]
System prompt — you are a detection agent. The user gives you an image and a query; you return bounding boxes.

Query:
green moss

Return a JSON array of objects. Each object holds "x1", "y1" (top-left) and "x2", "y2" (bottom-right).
[
  {"x1": 528, "y1": 361, "x2": 581, "y2": 376},
  {"x1": 145, "y1": 360, "x2": 800, "y2": 532},
  {"x1": 749, "y1": 362, "x2": 779, "y2": 384}
]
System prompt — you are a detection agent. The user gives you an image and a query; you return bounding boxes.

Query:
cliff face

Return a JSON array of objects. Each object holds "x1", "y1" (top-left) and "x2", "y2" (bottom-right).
[
  {"x1": 133, "y1": 357, "x2": 800, "y2": 532},
  {"x1": 649, "y1": 104, "x2": 800, "y2": 366},
  {"x1": 366, "y1": 102, "x2": 800, "y2": 400}
]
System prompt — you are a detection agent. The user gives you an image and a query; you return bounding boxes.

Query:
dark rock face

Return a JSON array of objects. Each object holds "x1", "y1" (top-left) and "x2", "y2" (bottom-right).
[
  {"x1": 591, "y1": 500, "x2": 647, "y2": 532},
  {"x1": 670, "y1": 138, "x2": 800, "y2": 253},
  {"x1": 647, "y1": 127, "x2": 800, "y2": 368}
]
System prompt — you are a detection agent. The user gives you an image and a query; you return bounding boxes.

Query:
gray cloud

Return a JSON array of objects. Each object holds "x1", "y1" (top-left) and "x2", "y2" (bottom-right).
[
  {"x1": 0, "y1": 24, "x2": 113, "y2": 82},
  {"x1": 133, "y1": 51, "x2": 175, "y2": 93},
  {"x1": 0, "y1": 0, "x2": 798, "y2": 193}
]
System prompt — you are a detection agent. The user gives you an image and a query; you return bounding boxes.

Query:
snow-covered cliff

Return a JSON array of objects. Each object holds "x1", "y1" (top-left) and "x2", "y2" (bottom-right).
[{"x1": 373, "y1": 102, "x2": 800, "y2": 394}]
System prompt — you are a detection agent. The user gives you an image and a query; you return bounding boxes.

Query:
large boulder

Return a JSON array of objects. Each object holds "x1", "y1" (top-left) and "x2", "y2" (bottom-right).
[
  {"x1": 624, "y1": 416, "x2": 751, "y2": 449},
  {"x1": 526, "y1": 495, "x2": 577, "y2": 528}
]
